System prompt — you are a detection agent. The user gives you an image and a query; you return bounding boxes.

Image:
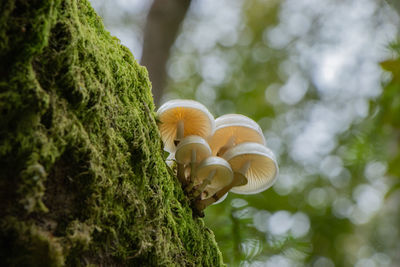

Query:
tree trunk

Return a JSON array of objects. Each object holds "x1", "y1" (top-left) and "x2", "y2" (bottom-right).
[
  {"x1": 141, "y1": 0, "x2": 191, "y2": 106},
  {"x1": 0, "y1": 0, "x2": 223, "y2": 266}
]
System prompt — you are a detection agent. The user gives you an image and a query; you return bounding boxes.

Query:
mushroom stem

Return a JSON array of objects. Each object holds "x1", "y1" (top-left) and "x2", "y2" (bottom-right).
[
  {"x1": 174, "y1": 120, "x2": 184, "y2": 146},
  {"x1": 175, "y1": 121, "x2": 185, "y2": 184},
  {"x1": 185, "y1": 149, "x2": 198, "y2": 192},
  {"x1": 193, "y1": 169, "x2": 217, "y2": 197},
  {"x1": 190, "y1": 149, "x2": 197, "y2": 176},
  {"x1": 238, "y1": 160, "x2": 251, "y2": 175},
  {"x1": 185, "y1": 180, "x2": 194, "y2": 192},
  {"x1": 177, "y1": 120, "x2": 184, "y2": 139},
  {"x1": 190, "y1": 149, "x2": 197, "y2": 179},
  {"x1": 177, "y1": 163, "x2": 187, "y2": 185},
  {"x1": 195, "y1": 171, "x2": 248, "y2": 211},
  {"x1": 217, "y1": 136, "x2": 235, "y2": 157},
  {"x1": 174, "y1": 120, "x2": 187, "y2": 185}
]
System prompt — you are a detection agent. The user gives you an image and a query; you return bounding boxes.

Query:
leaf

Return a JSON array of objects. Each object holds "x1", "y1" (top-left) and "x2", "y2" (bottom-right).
[{"x1": 381, "y1": 59, "x2": 400, "y2": 76}]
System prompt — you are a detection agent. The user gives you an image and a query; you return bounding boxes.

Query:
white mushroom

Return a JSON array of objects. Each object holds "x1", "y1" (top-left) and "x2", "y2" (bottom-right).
[
  {"x1": 175, "y1": 135, "x2": 211, "y2": 185},
  {"x1": 212, "y1": 192, "x2": 228, "y2": 205},
  {"x1": 208, "y1": 114, "x2": 265, "y2": 157},
  {"x1": 196, "y1": 142, "x2": 278, "y2": 210},
  {"x1": 165, "y1": 152, "x2": 175, "y2": 167},
  {"x1": 157, "y1": 99, "x2": 215, "y2": 153},
  {"x1": 223, "y1": 142, "x2": 278, "y2": 194},
  {"x1": 192, "y1": 156, "x2": 233, "y2": 198}
]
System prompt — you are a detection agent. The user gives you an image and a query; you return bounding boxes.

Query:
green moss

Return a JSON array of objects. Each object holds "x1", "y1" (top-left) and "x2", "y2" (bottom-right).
[{"x1": 0, "y1": 0, "x2": 224, "y2": 266}]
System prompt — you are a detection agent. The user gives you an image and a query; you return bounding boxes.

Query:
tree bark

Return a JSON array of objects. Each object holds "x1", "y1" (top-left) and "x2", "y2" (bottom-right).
[
  {"x1": 141, "y1": 0, "x2": 192, "y2": 106},
  {"x1": 0, "y1": 0, "x2": 223, "y2": 266}
]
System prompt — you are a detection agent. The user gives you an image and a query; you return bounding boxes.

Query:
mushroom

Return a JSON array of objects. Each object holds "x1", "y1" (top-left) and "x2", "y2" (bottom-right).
[
  {"x1": 224, "y1": 142, "x2": 278, "y2": 194},
  {"x1": 192, "y1": 156, "x2": 233, "y2": 198},
  {"x1": 165, "y1": 152, "x2": 175, "y2": 167},
  {"x1": 212, "y1": 192, "x2": 228, "y2": 205},
  {"x1": 175, "y1": 135, "x2": 211, "y2": 186},
  {"x1": 157, "y1": 99, "x2": 215, "y2": 153},
  {"x1": 208, "y1": 114, "x2": 265, "y2": 157},
  {"x1": 195, "y1": 142, "x2": 278, "y2": 210}
]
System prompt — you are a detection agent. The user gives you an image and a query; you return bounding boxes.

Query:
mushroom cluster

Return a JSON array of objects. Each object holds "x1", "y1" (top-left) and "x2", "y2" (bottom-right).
[{"x1": 157, "y1": 99, "x2": 278, "y2": 216}]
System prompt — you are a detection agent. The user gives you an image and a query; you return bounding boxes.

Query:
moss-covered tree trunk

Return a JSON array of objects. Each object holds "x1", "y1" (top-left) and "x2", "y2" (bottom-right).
[{"x1": 0, "y1": 1, "x2": 223, "y2": 266}]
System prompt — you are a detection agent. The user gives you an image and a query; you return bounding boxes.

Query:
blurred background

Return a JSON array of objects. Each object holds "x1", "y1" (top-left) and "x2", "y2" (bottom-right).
[{"x1": 91, "y1": 0, "x2": 400, "y2": 266}]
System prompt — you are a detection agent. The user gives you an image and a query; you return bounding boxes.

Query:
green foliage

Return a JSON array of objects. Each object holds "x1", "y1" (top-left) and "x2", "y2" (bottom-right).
[
  {"x1": 378, "y1": 54, "x2": 400, "y2": 178},
  {"x1": 0, "y1": 0, "x2": 223, "y2": 266}
]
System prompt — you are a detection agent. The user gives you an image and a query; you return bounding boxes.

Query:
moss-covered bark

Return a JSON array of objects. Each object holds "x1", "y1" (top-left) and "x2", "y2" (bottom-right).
[{"x1": 0, "y1": 0, "x2": 224, "y2": 266}]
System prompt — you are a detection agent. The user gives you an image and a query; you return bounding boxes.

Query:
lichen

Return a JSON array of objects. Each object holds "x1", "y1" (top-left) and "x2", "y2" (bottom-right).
[{"x1": 0, "y1": 0, "x2": 224, "y2": 266}]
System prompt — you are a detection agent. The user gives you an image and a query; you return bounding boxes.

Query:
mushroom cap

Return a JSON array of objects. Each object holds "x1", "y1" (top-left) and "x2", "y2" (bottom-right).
[
  {"x1": 175, "y1": 135, "x2": 211, "y2": 165},
  {"x1": 165, "y1": 152, "x2": 175, "y2": 167},
  {"x1": 195, "y1": 156, "x2": 233, "y2": 190},
  {"x1": 208, "y1": 114, "x2": 265, "y2": 156},
  {"x1": 212, "y1": 192, "x2": 228, "y2": 205},
  {"x1": 157, "y1": 99, "x2": 215, "y2": 153},
  {"x1": 223, "y1": 142, "x2": 278, "y2": 195}
]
